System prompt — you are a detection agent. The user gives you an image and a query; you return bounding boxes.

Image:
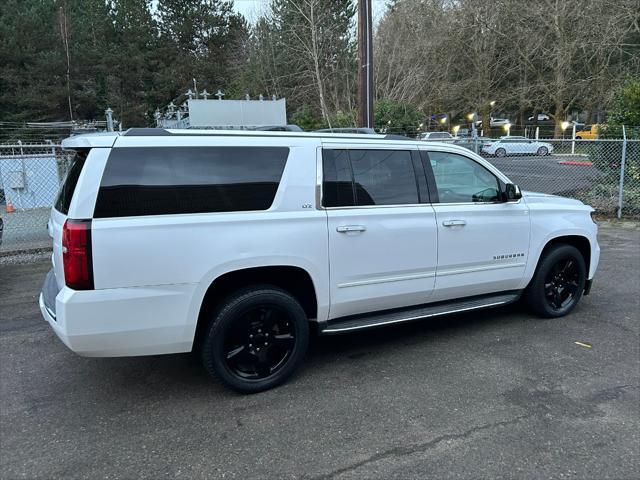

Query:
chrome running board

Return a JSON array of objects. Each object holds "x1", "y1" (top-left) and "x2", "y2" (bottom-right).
[{"x1": 320, "y1": 291, "x2": 521, "y2": 335}]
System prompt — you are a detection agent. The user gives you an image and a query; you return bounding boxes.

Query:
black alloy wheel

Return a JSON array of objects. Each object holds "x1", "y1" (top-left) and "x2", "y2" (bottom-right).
[
  {"x1": 223, "y1": 305, "x2": 296, "y2": 380},
  {"x1": 200, "y1": 286, "x2": 309, "y2": 393},
  {"x1": 537, "y1": 146, "x2": 549, "y2": 156},
  {"x1": 495, "y1": 147, "x2": 507, "y2": 157},
  {"x1": 525, "y1": 244, "x2": 586, "y2": 318},
  {"x1": 544, "y1": 257, "x2": 581, "y2": 310}
]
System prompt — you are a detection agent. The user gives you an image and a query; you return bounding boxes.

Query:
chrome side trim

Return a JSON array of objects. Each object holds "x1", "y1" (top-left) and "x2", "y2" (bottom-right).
[
  {"x1": 436, "y1": 262, "x2": 526, "y2": 277},
  {"x1": 315, "y1": 147, "x2": 324, "y2": 210},
  {"x1": 337, "y1": 271, "x2": 436, "y2": 289},
  {"x1": 322, "y1": 300, "x2": 511, "y2": 333}
]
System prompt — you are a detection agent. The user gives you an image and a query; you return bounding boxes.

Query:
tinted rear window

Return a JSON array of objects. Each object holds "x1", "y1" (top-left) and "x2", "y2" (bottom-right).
[
  {"x1": 55, "y1": 151, "x2": 87, "y2": 215},
  {"x1": 322, "y1": 149, "x2": 419, "y2": 207},
  {"x1": 94, "y1": 147, "x2": 288, "y2": 218}
]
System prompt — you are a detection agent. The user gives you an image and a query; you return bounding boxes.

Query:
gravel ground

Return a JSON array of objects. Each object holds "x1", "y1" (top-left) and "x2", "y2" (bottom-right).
[{"x1": 0, "y1": 223, "x2": 638, "y2": 480}]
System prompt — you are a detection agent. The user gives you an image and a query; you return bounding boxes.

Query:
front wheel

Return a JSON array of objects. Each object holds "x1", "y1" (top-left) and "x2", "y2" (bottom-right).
[
  {"x1": 525, "y1": 244, "x2": 586, "y2": 318},
  {"x1": 200, "y1": 286, "x2": 309, "y2": 393}
]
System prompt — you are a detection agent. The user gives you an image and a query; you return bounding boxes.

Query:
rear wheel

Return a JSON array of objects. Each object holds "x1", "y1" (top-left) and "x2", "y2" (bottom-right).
[
  {"x1": 525, "y1": 244, "x2": 586, "y2": 318},
  {"x1": 495, "y1": 147, "x2": 507, "y2": 157},
  {"x1": 537, "y1": 146, "x2": 549, "y2": 156},
  {"x1": 200, "y1": 286, "x2": 309, "y2": 393}
]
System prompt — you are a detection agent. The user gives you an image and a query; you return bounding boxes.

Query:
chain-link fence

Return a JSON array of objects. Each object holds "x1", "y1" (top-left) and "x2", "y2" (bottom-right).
[
  {"x1": 0, "y1": 143, "x2": 74, "y2": 253},
  {"x1": 1, "y1": 137, "x2": 638, "y2": 254}
]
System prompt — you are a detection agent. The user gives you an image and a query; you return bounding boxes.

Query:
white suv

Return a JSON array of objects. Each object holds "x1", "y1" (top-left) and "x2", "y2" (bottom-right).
[{"x1": 40, "y1": 129, "x2": 599, "y2": 392}]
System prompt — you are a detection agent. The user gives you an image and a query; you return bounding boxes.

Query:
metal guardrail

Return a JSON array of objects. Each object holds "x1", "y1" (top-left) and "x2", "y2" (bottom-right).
[{"x1": 0, "y1": 138, "x2": 638, "y2": 254}]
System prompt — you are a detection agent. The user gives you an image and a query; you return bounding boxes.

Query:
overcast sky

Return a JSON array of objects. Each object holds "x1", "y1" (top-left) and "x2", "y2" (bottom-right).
[{"x1": 232, "y1": 0, "x2": 388, "y2": 24}]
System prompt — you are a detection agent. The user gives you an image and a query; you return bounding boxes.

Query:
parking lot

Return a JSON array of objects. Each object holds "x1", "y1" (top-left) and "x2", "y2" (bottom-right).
[
  {"x1": 487, "y1": 154, "x2": 602, "y2": 197},
  {"x1": 1, "y1": 223, "x2": 638, "y2": 479}
]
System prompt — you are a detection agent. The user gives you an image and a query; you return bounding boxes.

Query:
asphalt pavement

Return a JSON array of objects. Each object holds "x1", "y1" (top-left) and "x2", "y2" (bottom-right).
[{"x1": 1, "y1": 223, "x2": 638, "y2": 479}]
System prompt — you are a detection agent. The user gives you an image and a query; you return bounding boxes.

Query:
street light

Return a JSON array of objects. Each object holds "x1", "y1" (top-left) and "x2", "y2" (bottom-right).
[
  {"x1": 439, "y1": 117, "x2": 447, "y2": 125},
  {"x1": 466, "y1": 113, "x2": 475, "y2": 121},
  {"x1": 489, "y1": 100, "x2": 496, "y2": 107},
  {"x1": 503, "y1": 122, "x2": 511, "y2": 136},
  {"x1": 561, "y1": 121, "x2": 570, "y2": 131},
  {"x1": 452, "y1": 125, "x2": 460, "y2": 136}
]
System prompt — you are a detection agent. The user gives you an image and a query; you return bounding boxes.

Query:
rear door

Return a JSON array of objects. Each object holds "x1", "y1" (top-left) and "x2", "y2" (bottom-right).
[{"x1": 321, "y1": 144, "x2": 438, "y2": 319}]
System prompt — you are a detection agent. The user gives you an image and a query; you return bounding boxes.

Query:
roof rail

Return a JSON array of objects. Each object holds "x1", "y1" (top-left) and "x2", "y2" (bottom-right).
[
  {"x1": 383, "y1": 134, "x2": 413, "y2": 141},
  {"x1": 122, "y1": 128, "x2": 416, "y2": 141},
  {"x1": 123, "y1": 128, "x2": 171, "y2": 136}
]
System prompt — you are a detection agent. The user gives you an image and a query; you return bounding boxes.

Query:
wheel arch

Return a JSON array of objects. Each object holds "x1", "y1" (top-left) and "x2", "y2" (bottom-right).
[
  {"x1": 192, "y1": 265, "x2": 319, "y2": 349},
  {"x1": 532, "y1": 234, "x2": 592, "y2": 281}
]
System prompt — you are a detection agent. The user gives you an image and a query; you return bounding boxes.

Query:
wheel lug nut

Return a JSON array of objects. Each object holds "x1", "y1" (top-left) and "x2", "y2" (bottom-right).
[
  {"x1": 258, "y1": 329, "x2": 262, "y2": 333},
  {"x1": 257, "y1": 348, "x2": 260, "y2": 351},
  {"x1": 264, "y1": 342, "x2": 268, "y2": 346},
  {"x1": 249, "y1": 343, "x2": 252, "y2": 347},
  {"x1": 249, "y1": 334, "x2": 253, "y2": 338}
]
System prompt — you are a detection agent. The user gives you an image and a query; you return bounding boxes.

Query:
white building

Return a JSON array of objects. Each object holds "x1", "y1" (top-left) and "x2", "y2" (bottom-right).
[{"x1": 157, "y1": 95, "x2": 287, "y2": 129}]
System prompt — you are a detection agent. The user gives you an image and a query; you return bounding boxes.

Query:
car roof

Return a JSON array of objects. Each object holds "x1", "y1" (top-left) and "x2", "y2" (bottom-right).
[{"x1": 61, "y1": 128, "x2": 416, "y2": 149}]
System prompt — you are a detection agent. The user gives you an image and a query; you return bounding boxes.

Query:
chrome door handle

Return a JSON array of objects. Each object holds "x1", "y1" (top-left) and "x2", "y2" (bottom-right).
[
  {"x1": 442, "y1": 219, "x2": 467, "y2": 227},
  {"x1": 336, "y1": 225, "x2": 366, "y2": 233}
]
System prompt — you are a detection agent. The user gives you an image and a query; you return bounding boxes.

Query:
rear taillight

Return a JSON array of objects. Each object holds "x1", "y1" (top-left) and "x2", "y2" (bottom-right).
[{"x1": 62, "y1": 219, "x2": 93, "y2": 290}]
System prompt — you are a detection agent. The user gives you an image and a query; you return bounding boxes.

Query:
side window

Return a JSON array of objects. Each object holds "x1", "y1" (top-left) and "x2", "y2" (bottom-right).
[
  {"x1": 428, "y1": 151, "x2": 500, "y2": 203},
  {"x1": 94, "y1": 147, "x2": 289, "y2": 218},
  {"x1": 55, "y1": 151, "x2": 87, "y2": 214},
  {"x1": 322, "y1": 149, "x2": 419, "y2": 207},
  {"x1": 349, "y1": 150, "x2": 419, "y2": 206},
  {"x1": 322, "y1": 149, "x2": 355, "y2": 207}
]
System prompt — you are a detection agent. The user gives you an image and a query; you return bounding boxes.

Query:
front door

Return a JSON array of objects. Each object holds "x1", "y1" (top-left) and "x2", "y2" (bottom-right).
[
  {"x1": 423, "y1": 149, "x2": 530, "y2": 301},
  {"x1": 322, "y1": 146, "x2": 438, "y2": 319}
]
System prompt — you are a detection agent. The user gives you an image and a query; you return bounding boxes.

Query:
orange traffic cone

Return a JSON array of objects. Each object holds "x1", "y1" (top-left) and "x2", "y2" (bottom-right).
[{"x1": 6, "y1": 201, "x2": 14, "y2": 213}]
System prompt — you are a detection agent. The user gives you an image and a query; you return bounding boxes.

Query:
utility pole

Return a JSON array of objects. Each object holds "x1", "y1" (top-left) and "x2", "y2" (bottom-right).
[{"x1": 357, "y1": 0, "x2": 373, "y2": 129}]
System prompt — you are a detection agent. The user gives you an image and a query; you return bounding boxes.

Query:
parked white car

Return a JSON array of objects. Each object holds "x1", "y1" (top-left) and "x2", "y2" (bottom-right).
[
  {"x1": 418, "y1": 131, "x2": 455, "y2": 141},
  {"x1": 528, "y1": 113, "x2": 551, "y2": 122},
  {"x1": 482, "y1": 136, "x2": 554, "y2": 157},
  {"x1": 41, "y1": 129, "x2": 599, "y2": 393},
  {"x1": 474, "y1": 117, "x2": 512, "y2": 127}
]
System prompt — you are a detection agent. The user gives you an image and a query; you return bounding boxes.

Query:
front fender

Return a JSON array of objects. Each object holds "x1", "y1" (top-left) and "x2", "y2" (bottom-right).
[{"x1": 520, "y1": 205, "x2": 599, "y2": 288}]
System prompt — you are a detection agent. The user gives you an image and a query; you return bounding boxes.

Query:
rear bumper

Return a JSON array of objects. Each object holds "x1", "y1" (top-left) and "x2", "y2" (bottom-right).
[{"x1": 40, "y1": 270, "x2": 197, "y2": 357}]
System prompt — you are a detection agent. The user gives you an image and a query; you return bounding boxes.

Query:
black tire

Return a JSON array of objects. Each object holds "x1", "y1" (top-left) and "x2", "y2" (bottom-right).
[
  {"x1": 537, "y1": 146, "x2": 549, "y2": 156},
  {"x1": 575, "y1": 136, "x2": 582, "y2": 140},
  {"x1": 495, "y1": 148, "x2": 507, "y2": 157},
  {"x1": 525, "y1": 244, "x2": 586, "y2": 318},
  {"x1": 200, "y1": 285, "x2": 309, "y2": 393}
]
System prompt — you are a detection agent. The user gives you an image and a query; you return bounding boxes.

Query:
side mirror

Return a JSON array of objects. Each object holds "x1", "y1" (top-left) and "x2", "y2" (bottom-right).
[{"x1": 504, "y1": 183, "x2": 522, "y2": 202}]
